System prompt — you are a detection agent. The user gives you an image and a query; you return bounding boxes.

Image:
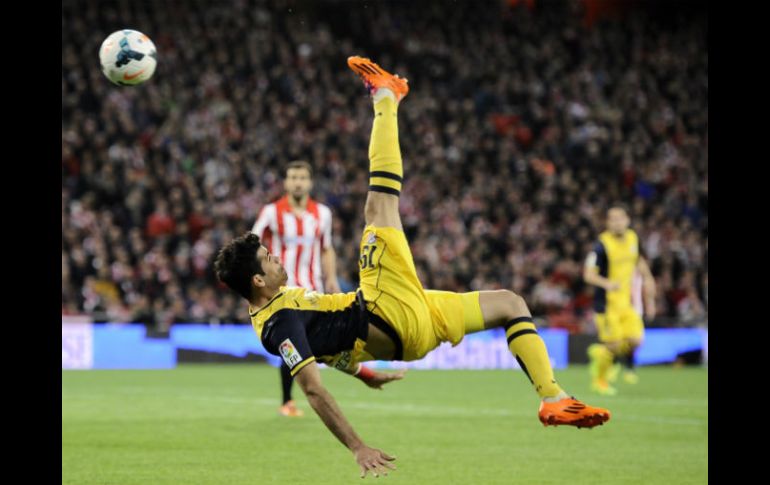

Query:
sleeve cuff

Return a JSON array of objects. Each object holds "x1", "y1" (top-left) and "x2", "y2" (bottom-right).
[{"x1": 289, "y1": 356, "x2": 316, "y2": 377}]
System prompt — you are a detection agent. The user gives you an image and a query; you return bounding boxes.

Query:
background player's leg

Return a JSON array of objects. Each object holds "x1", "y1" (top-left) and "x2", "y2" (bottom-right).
[
  {"x1": 589, "y1": 340, "x2": 620, "y2": 395},
  {"x1": 619, "y1": 308, "x2": 644, "y2": 383},
  {"x1": 278, "y1": 363, "x2": 303, "y2": 417},
  {"x1": 475, "y1": 290, "x2": 566, "y2": 400},
  {"x1": 590, "y1": 312, "x2": 624, "y2": 394},
  {"x1": 280, "y1": 363, "x2": 293, "y2": 404},
  {"x1": 622, "y1": 337, "x2": 642, "y2": 383}
]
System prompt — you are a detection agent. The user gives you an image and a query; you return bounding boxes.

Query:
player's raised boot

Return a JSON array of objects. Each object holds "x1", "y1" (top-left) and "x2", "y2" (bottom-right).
[
  {"x1": 278, "y1": 400, "x2": 304, "y2": 417},
  {"x1": 538, "y1": 397, "x2": 611, "y2": 429},
  {"x1": 347, "y1": 56, "x2": 409, "y2": 102}
]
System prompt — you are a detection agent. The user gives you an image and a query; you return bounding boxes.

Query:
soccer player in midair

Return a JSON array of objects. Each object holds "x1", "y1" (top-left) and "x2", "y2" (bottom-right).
[{"x1": 215, "y1": 57, "x2": 611, "y2": 478}]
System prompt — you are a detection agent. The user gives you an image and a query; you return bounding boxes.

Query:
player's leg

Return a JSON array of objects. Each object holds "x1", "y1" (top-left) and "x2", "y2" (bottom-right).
[
  {"x1": 620, "y1": 339, "x2": 640, "y2": 384},
  {"x1": 471, "y1": 290, "x2": 565, "y2": 399},
  {"x1": 348, "y1": 56, "x2": 441, "y2": 363},
  {"x1": 278, "y1": 363, "x2": 303, "y2": 417},
  {"x1": 605, "y1": 342, "x2": 623, "y2": 384},
  {"x1": 588, "y1": 312, "x2": 622, "y2": 395},
  {"x1": 588, "y1": 342, "x2": 620, "y2": 394},
  {"x1": 280, "y1": 364, "x2": 292, "y2": 404},
  {"x1": 421, "y1": 288, "x2": 561, "y2": 398},
  {"x1": 620, "y1": 308, "x2": 645, "y2": 384},
  {"x1": 348, "y1": 56, "x2": 409, "y2": 231},
  {"x1": 475, "y1": 289, "x2": 611, "y2": 428},
  {"x1": 426, "y1": 289, "x2": 610, "y2": 427}
]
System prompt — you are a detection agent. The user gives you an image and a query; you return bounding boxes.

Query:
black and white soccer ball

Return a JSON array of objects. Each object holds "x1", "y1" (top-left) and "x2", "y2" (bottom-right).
[{"x1": 99, "y1": 29, "x2": 157, "y2": 86}]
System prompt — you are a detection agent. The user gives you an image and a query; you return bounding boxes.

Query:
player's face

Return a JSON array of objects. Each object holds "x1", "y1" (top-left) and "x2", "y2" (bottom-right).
[
  {"x1": 284, "y1": 168, "x2": 312, "y2": 199},
  {"x1": 607, "y1": 208, "x2": 630, "y2": 235},
  {"x1": 255, "y1": 246, "x2": 288, "y2": 288}
]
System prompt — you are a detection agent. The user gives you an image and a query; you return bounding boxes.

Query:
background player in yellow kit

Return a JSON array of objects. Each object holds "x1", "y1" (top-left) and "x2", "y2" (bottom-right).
[
  {"x1": 584, "y1": 206, "x2": 656, "y2": 395},
  {"x1": 215, "y1": 56, "x2": 610, "y2": 479}
]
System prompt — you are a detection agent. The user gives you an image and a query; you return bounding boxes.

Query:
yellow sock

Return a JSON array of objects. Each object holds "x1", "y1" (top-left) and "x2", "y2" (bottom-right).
[
  {"x1": 368, "y1": 94, "x2": 403, "y2": 196},
  {"x1": 505, "y1": 317, "x2": 564, "y2": 399},
  {"x1": 589, "y1": 343, "x2": 615, "y2": 382}
]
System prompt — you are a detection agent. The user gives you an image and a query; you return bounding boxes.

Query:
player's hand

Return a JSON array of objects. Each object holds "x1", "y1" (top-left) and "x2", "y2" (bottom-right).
[
  {"x1": 606, "y1": 281, "x2": 620, "y2": 291},
  {"x1": 325, "y1": 278, "x2": 342, "y2": 294},
  {"x1": 353, "y1": 445, "x2": 397, "y2": 478},
  {"x1": 364, "y1": 370, "x2": 406, "y2": 390}
]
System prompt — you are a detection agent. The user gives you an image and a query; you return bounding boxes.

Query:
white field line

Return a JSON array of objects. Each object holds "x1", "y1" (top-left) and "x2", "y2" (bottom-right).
[{"x1": 176, "y1": 395, "x2": 707, "y2": 427}]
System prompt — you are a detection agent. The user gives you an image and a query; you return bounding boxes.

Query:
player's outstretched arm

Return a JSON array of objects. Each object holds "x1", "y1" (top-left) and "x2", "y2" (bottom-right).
[{"x1": 294, "y1": 361, "x2": 397, "y2": 478}]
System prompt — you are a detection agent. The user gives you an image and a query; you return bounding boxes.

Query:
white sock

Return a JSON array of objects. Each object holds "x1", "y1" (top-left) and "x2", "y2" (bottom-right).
[
  {"x1": 542, "y1": 391, "x2": 569, "y2": 403},
  {"x1": 373, "y1": 87, "x2": 396, "y2": 104}
]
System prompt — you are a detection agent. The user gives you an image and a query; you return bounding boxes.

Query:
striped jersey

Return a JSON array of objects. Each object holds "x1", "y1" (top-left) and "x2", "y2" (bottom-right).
[{"x1": 252, "y1": 196, "x2": 333, "y2": 292}]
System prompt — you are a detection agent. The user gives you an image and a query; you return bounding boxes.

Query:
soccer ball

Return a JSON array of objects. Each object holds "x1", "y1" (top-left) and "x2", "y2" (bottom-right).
[{"x1": 99, "y1": 29, "x2": 157, "y2": 86}]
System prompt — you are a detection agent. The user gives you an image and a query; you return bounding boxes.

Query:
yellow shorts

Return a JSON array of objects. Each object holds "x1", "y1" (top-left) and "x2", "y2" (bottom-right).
[
  {"x1": 358, "y1": 225, "x2": 484, "y2": 361},
  {"x1": 595, "y1": 307, "x2": 645, "y2": 343}
]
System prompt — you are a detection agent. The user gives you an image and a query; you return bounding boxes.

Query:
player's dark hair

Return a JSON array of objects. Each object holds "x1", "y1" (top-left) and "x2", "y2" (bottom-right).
[
  {"x1": 285, "y1": 160, "x2": 313, "y2": 178},
  {"x1": 214, "y1": 232, "x2": 264, "y2": 300}
]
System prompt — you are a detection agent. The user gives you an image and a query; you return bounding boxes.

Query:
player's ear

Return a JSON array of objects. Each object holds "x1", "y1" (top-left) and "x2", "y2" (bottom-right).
[{"x1": 252, "y1": 274, "x2": 266, "y2": 288}]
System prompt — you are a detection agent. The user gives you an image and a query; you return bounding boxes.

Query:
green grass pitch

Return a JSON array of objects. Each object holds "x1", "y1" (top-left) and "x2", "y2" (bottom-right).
[{"x1": 62, "y1": 364, "x2": 707, "y2": 484}]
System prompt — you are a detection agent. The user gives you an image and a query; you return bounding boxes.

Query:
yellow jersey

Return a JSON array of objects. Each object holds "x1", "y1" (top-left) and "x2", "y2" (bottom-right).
[
  {"x1": 249, "y1": 287, "x2": 371, "y2": 376},
  {"x1": 587, "y1": 229, "x2": 640, "y2": 312}
]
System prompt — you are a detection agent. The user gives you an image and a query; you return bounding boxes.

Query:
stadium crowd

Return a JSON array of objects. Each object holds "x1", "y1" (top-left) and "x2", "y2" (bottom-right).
[{"x1": 62, "y1": 0, "x2": 707, "y2": 332}]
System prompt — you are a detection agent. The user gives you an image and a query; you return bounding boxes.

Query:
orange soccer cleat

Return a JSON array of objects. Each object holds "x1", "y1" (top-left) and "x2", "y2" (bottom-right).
[
  {"x1": 347, "y1": 56, "x2": 409, "y2": 102},
  {"x1": 538, "y1": 397, "x2": 611, "y2": 429},
  {"x1": 278, "y1": 400, "x2": 304, "y2": 417}
]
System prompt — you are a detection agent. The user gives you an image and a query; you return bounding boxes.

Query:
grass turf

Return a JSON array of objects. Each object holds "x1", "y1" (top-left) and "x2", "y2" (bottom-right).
[{"x1": 63, "y1": 364, "x2": 707, "y2": 484}]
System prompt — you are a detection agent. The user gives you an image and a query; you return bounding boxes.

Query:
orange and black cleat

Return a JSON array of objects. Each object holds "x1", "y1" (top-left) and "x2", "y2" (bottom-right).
[
  {"x1": 347, "y1": 56, "x2": 409, "y2": 102},
  {"x1": 278, "y1": 400, "x2": 304, "y2": 417},
  {"x1": 538, "y1": 397, "x2": 611, "y2": 429}
]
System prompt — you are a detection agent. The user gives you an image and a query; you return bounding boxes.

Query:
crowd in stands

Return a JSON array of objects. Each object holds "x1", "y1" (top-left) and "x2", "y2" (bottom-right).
[{"x1": 62, "y1": 0, "x2": 707, "y2": 332}]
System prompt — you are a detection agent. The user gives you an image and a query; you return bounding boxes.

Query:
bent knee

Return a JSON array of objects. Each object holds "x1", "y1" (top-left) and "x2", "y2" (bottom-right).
[{"x1": 499, "y1": 290, "x2": 530, "y2": 320}]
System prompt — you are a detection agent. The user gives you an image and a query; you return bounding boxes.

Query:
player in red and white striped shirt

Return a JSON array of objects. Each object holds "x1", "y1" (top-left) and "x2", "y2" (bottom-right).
[
  {"x1": 252, "y1": 160, "x2": 341, "y2": 416},
  {"x1": 253, "y1": 162, "x2": 339, "y2": 295}
]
